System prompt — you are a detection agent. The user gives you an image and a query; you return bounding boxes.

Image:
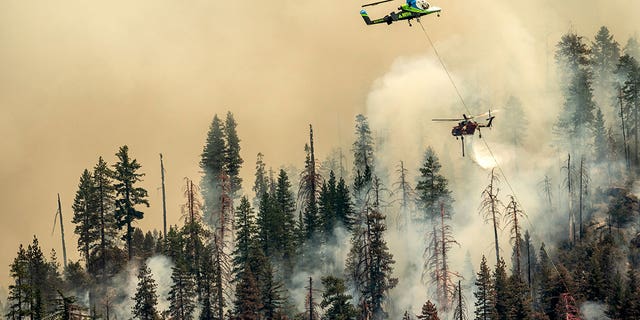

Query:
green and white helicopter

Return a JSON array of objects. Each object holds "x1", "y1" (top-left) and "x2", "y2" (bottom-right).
[{"x1": 360, "y1": 0, "x2": 441, "y2": 26}]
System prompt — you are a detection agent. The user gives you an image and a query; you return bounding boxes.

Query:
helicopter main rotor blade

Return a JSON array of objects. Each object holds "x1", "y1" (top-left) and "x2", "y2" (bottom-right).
[
  {"x1": 362, "y1": 0, "x2": 394, "y2": 7},
  {"x1": 432, "y1": 118, "x2": 465, "y2": 122}
]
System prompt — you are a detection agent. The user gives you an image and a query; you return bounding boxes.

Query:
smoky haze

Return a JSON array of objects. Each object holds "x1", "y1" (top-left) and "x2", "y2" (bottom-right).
[{"x1": 0, "y1": 0, "x2": 638, "y2": 301}]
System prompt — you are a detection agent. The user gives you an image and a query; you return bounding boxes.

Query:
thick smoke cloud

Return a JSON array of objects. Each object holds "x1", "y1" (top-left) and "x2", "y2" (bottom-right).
[{"x1": 0, "y1": 0, "x2": 638, "y2": 307}]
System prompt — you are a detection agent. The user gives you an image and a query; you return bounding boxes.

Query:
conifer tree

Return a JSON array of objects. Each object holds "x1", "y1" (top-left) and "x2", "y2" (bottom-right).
[
  {"x1": 320, "y1": 276, "x2": 357, "y2": 320},
  {"x1": 299, "y1": 125, "x2": 321, "y2": 244},
  {"x1": 352, "y1": 114, "x2": 375, "y2": 181},
  {"x1": 113, "y1": 145, "x2": 149, "y2": 260},
  {"x1": 416, "y1": 147, "x2": 452, "y2": 221},
  {"x1": 233, "y1": 196, "x2": 256, "y2": 282},
  {"x1": 132, "y1": 263, "x2": 159, "y2": 320},
  {"x1": 593, "y1": 107, "x2": 609, "y2": 162},
  {"x1": 91, "y1": 157, "x2": 119, "y2": 282},
  {"x1": 168, "y1": 264, "x2": 196, "y2": 320},
  {"x1": 394, "y1": 160, "x2": 414, "y2": 230},
  {"x1": 6, "y1": 245, "x2": 29, "y2": 320},
  {"x1": 71, "y1": 169, "x2": 98, "y2": 272},
  {"x1": 416, "y1": 300, "x2": 440, "y2": 320},
  {"x1": 234, "y1": 265, "x2": 262, "y2": 320},
  {"x1": 224, "y1": 112, "x2": 243, "y2": 198},
  {"x1": 591, "y1": 26, "x2": 620, "y2": 88},
  {"x1": 335, "y1": 177, "x2": 354, "y2": 230},
  {"x1": 623, "y1": 266, "x2": 640, "y2": 319},
  {"x1": 506, "y1": 274, "x2": 532, "y2": 320},
  {"x1": 493, "y1": 259, "x2": 509, "y2": 320},
  {"x1": 625, "y1": 36, "x2": 640, "y2": 60},
  {"x1": 273, "y1": 169, "x2": 298, "y2": 271},
  {"x1": 253, "y1": 153, "x2": 268, "y2": 207},
  {"x1": 200, "y1": 114, "x2": 227, "y2": 228},
  {"x1": 473, "y1": 256, "x2": 495, "y2": 320}
]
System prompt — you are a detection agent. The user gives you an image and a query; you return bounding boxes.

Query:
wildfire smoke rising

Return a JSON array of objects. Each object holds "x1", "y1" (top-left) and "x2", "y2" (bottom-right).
[{"x1": 0, "y1": 0, "x2": 638, "y2": 315}]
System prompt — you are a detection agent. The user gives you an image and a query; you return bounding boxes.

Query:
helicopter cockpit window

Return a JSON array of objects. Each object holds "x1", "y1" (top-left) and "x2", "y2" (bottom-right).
[{"x1": 416, "y1": 0, "x2": 430, "y2": 9}]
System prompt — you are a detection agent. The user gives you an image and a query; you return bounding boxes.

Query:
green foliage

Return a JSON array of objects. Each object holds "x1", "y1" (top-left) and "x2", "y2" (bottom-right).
[
  {"x1": 168, "y1": 264, "x2": 196, "y2": 320},
  {"x1": 224, "y1": 112, "x2": 244, "y2": 197},
  {"x1": 416, "y1": 147, "x2": 452, "y2": 221},
  {"x1": 132, "y1": 263, "x2": 159, "y2": 320},
  {"x1": 416, "y1": 300, "x2": 440, "y2": 320},
  {"x1": 320, "y1": 276, "x2": 357, "y2": 320},
  {"x1": 473, "y1": 255, "x2": 495, "y2": 320},
  {"x1": 113, "y1": 145, "x2": 149, "y2": 260}
]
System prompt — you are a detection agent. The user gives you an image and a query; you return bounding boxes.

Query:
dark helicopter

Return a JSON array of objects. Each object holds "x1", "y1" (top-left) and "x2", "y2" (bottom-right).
[{"x1": 432, "y1": 110, "x2": 496, "y2": 156}]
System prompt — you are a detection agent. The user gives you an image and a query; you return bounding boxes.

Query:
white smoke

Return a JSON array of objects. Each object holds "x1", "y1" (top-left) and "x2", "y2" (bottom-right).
[{"x1": 580, "y1": 301, "x2": 610, "y2": 320}]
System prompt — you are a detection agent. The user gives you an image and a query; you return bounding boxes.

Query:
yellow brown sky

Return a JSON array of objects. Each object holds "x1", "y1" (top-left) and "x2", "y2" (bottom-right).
[{"x1": 0, "y1": 0, "x2": 638, "y2": 288}]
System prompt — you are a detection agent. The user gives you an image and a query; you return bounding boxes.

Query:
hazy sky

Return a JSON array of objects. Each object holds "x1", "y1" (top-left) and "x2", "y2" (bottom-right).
[{"x1": 0, "y1": 0, "x2": 638, "y2": 290}]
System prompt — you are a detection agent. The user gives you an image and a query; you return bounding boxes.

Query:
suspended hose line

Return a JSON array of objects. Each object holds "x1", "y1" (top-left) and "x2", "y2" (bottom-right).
[{"x1": 417, "y1": 20, "x2": 573, "y2": 295}]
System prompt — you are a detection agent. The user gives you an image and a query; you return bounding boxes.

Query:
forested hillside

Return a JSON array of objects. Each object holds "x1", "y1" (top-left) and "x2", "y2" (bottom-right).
[{"x1": 4, "y1": 26, "x2": 640, "y2": 320}]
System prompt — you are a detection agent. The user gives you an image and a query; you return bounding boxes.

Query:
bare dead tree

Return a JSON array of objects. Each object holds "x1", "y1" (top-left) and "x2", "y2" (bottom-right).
[
  {"x1": 479, "y1": 168, "x2": 504, "y2": 266},
  {"x1": 504, "y1": 195, "x2": 527, "y2": 277},
  {"x1": 424, "y1": 202, "x2": 460, "y2": 313},
  {"x1": 393, "y1": 161, "x2": 415, "y2": 231}
]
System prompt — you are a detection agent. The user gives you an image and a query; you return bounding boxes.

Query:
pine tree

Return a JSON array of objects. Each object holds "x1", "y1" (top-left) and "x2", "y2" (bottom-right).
[
  {"x1": 92, "y1": 156, "x2": 118, "y2": 282},
  {"x1": 506, "y1": 274, "x2": 532, "y2": 320},
  {"x1": 319, "y1": 171, "x2": 338, "y2": 241},
  {"x1": 473, "y1": 256, "x2": 495, "y2": 320},
  {"x1": 233, "y1": 196, "x2": 257, "y2": 282},
  {"x1": 352, "y1": 114, "x2": 375, "y2": 180},
  {"x1": 26, "y1": 236, "x2": 49, "y2": 320},
  {"x1": 6, "y1": 245, "x2": 29, "y2": 320},
  {"x1": 71, "y1": 169, "x2": 98, "y2": 272},
  {"x1": 416, "y1": 300, "x2": 440, "y2": 320},
  {"x1": 168, "y1": 264, "x2": 196, "y2": 320},
  {"x1": 335, "y1": 177, "x2": 354, "y2": 230},
  {"x1": 623, "y1": 266, "x2": 640, "y2": 319},
  {"x1": 320, "y1": 276, "x2": 357, "y2": 320},
  {"x1": 367, "y1": 208, "x2": 398, "y2": 318},
  {"x1": 299, "y1": 125, "x2": 321, "y2": 245},
  {"x1": 416, "y1": 147, "x2": 452, "y2": 221},
  {"x1": 593, "y1": 107, "x2": 608, "y2": 162},
  {"x1": 200, "y1": 114, "x2": 227, "y2": 228},
  {"x1": 591, "y1": 26, "x2": 620, "y2": 88},
  {"x1": 625, "y1": 36, "x2": 640, "y2": 60},
  {"x1": 132, "y1": 263, "x2": 159, "y2": 320},
  {"x1": 273, "y1": 169, "x2": 298, "y2": 272},
  {"x1": 616, "y1": 54, "x2": 640, "y2": 166},
  {"x1": 113, "y1": 145, "x2": 149, "y2": 261},
  {"x1": 493, "y1": 259, "x2": 509, "y2": 320},
  {"x1": 253, "y1": 153, "x2": 268, "y2": 207},
  {"x1": 234, "y1": 266, "x2": 263, "y2": 320},
  {"x1": 224, "y1": 111, "x2": 243, "y2": 198}
]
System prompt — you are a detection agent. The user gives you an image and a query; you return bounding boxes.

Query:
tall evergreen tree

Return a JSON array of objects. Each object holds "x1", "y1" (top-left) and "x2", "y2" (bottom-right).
[
  {"x1": 273, "y1": 169, "x2": 298, "y2": 271},
  {"x1": 132, "y1": 263, "x2": 159, "y2": 320},
  {"x1": 591, "y1": 26, "x2": 620, "y2": 88},
  {"x1": 233, "y1": 196, "x2": 257, "y2": 282},
  {"x1": 6, "y1": 245, "x2": 29, "y2": 320},
  {"x1": 168, "y1": 264, "x2": 196, "y2": 320},
  {"x1": 625, "y1": 36, "x2": 640, "y2": 60},
  {"x1": 473, "y1": 256, "x2": 495, "y2": 320},
  {"x1": 200, "y1": 114, "x2": 227, "y2": 228},
  {"x1": 112, "y1": 145, "x2": 149, "y2": 261},
  {"x1": 71, "y1": 169, "x2": 98, "y2": 272},
  {"x1": 92, "y1": 156, "x2": 118, "y2": 281},
  {"x1": 224, "y1": 111, "x2": 243, "y2": 198},
  {"x1": 253, "y1": 153, "x2": 268, "y2": 207},
  {"x1": 416, "y1": 300, "x2": 440, "y2": 320},
  {"x1": 320, "y1": 276, "x2": 357, "y2": 320},
  {"x1": 493, "y1": 259, "x2": 509, "y2": 320},
  {"x1": 234, "y1": 265, "x2": 263, "y2": 320},
  {"x1": 352, "y1": 114, "x2": 375, "y2": 180},
  {"x1": 416, "y1": 147, "x2": 452, "y2": 221}
]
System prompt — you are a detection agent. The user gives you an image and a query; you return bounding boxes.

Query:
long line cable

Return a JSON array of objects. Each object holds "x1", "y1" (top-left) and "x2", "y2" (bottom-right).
[{"x1": 418, "y1": 20, "x2": 573, "y2": 294}]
